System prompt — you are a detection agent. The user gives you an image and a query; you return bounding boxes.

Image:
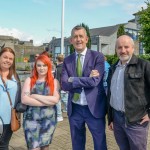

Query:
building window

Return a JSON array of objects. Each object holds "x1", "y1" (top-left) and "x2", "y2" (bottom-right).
[
  {"x1": 139, "y1": 42, "x2": 144, "y2": 54},
  {"x1": 91, "y1": 45, "x2": 97, "y2": 51},
  {"x1": 125, "y1": 28, "x2": 138, "y2": 40},
  {"x1": 55, "y1": 47, "x2": 61, "y2": 53}
]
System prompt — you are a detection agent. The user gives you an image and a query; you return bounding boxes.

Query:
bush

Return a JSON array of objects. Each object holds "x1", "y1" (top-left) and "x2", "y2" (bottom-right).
[
  {"x1": 16, "y1": 66, "x2": 24, "y2": 70},
  {"x1": 25, "y1": 65, "x2": 31, "y2": 71},
  {"x1": 105, "y1": 55, "x2": 118, "y2": 65},
  {"x1": 139, "y1": 54, "x2": 150, "y2": 61},
  {"x1": 105, "y1": 54, "x2": 150, "y2": 65}
]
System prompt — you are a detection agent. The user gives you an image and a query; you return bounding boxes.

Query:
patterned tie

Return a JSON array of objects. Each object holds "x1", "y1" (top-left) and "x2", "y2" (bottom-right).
[{"x1": 73, "y1": 54, "x2": 82, "y2": 101}]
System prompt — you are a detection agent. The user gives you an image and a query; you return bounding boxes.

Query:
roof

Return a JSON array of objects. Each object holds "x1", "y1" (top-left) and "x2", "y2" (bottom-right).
[
  {"x1": 0, "y1": 35, "x2": 14, "y2": 40},
  {"x1": 89, "y1": 24, "x2": 120, "y2": 36}
]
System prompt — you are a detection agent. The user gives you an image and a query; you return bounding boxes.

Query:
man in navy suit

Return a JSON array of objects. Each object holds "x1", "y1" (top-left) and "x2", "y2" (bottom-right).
[{"x1": 61, "y1": 25, "x2": 107, "y2": 150}]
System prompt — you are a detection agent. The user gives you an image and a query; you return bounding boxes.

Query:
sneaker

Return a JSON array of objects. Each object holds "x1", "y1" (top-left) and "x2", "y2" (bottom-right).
[
  {"x1": 62, "y1": 109, "x2": 67, "y2": 113},
  {"x1": 57, "y1": 116, "x2": 63, "y2": 122}
]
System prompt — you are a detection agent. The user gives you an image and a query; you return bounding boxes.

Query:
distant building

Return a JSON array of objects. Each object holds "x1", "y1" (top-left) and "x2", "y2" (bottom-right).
[
  {"x1": 48, "y1": 10, "x2": 146, "y2": 60},
  {"x1": 0, "y1": 35, "x2": 16, "y2": 50},
  {"x1": 0, "y1": 35, "x2": 46, "y2": 62},
  {"x1": 48, "y1": 20, "x2": 140, "y2": 61},
  {"x1": 49, "y1": 36, "x2": 70, "y2": 60}
]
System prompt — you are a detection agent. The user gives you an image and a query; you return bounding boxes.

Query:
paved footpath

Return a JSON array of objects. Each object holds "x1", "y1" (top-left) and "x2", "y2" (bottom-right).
[{"x1": 10, "y1": 113, "x2": 150, "y2": 150}]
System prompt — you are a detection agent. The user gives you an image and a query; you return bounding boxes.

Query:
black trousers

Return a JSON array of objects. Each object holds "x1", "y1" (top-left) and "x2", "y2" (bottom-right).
[{"x1": 0, "y1": 124, "x2": 12, "y2": 150}]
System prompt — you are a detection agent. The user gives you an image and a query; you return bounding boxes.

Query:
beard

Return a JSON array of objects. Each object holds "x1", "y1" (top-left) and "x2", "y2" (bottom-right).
[{"x1": 119, "y1": 55, "x2": 130, "y2": 63}]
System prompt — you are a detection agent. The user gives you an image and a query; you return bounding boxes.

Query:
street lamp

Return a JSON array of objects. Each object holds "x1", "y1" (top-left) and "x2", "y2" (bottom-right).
[{"x1": 61, "y1": 0, "x2": 65, "y2": 54}]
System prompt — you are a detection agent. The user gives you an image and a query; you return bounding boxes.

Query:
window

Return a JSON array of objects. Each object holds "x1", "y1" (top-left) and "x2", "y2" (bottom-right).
[
  {"x1": 91, "y1": 45, "x2": 97, "y2": 51},
  {"x1": 139, "y1": 42, "x2": 144, "y2": 54},
  {"x1": 55, "y1": 47, "x2": 61, "y2": 53},
  {"x1": 125, "y1": 28, "x2": 138, "y2": 40}
]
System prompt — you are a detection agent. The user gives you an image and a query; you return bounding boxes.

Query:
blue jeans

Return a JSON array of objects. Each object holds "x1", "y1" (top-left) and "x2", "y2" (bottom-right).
[
  {"x1": 61, "y1": 92, "x2": 68, "y2": 112},
  {"x1": 56, "y1": 91, "x2": 68, "y2": 117},
  {"x1": 0, "y1": 124, "x2": 12, "y2": 150},
  {"x1": 56, "y1": 100, "x2": 62, "y2": 118},
  {"x1": 113, "y1": 109, "x2": 149, "y2": 150}
]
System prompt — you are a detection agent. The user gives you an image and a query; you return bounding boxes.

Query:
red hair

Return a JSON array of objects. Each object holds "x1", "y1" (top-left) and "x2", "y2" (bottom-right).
[{"x1": 30, "y1": 55, "x2": 54, "y2": 95}]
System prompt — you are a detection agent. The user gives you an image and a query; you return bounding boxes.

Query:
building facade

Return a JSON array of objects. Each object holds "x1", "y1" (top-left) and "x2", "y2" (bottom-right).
[
  {"x1": 48, "y1": 19, "x2": 141, "y2": 61},
  {"x1": 0, "y1": 35, "x2": 46, "y2": 62}
]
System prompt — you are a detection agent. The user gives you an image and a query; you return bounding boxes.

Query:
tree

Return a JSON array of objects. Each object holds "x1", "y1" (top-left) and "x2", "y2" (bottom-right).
[
  {"x1": 79, "y1": 23, "x2": 91, "y2": 49},
  {"x1": 70, "y1": 44, "x2": 74, "y2": 54},
  {"x1": 137, "y1": 0, "x2": 150, "y2": 54},
  {"x1": 117, "y1": 24, "x2": 126, "y2": 38},
  {"x1": 113, "y1": 24, "x2": 126, "y2": 56},
  {"x1": 69, "y1": 23, "x2": 91, "y2": 54}
]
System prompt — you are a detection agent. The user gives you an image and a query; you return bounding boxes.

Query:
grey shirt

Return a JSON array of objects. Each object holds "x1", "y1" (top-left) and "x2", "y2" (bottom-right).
[{"x1": 110, "y1": 61, "x2": 128, "y2": 112}]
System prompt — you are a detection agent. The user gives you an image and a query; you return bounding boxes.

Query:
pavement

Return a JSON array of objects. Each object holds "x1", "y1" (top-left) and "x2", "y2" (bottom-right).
[{"x1": 10, "y1": 112, "x2": 150, "y2": 150}]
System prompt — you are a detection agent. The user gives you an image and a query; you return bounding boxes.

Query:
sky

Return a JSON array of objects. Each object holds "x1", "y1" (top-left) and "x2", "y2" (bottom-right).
[{"x1": 0, "y1": 0, "x2": 147, "y2": 46}]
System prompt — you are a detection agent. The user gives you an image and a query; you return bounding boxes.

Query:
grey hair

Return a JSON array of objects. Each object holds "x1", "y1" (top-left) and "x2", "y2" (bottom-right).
[
  {"x1": 71, "y1": 25, "x2": 87, "y2": 37},
  {"x1": 115, "y1": 35, "x2": 135, "y2": 49}
]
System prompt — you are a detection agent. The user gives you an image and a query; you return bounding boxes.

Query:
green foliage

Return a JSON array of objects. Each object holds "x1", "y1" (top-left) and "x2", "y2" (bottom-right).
[
  {"x1": 25, "y1": 65, "x2": 31, "y2": 71},
  {"x1": 79, "y1": 23, "x2": 91, "y2": 49},
  {"x1": 105, "y1": 54, "x2": 150, "y2": 65},
  {"x1": 117, "y1": 24, "x2": 126, "y2": 38},
  {"x1": 70, "y1": 44, "x2": 75, "y2": 54},
  {"x1": 115, "y1": 25, "x2": 126, "y2": 56},
  {"x1": 139, "y1": 54, "x2": 150, "y2": 61},
  {"x1": 137, "y1": 1, "x2": 150, "y2": 54},
  {"x1": 105, "y1": 55, "x2": 118, "y2": 65},
  {"x1": 16, "y1": 66, "x2": 24, "y2": 70},
  {"x1": 15, "y1": 55, "x2": 30, "y2": 63},
  {"x1": 15, "y1": 57, "x2": 22, "y2": 63}
]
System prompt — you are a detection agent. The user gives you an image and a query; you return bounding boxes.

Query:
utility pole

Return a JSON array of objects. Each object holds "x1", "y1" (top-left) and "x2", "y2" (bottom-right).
[{"x1": 61, "y1": 0, "x2": 65, "y2": 54}]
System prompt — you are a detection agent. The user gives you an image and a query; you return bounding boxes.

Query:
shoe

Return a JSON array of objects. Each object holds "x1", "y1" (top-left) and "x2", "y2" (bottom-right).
[
  {"x1": 62, "y1": 110, "x2": 67, "y2": 113},
  {"x1": 57, "y1": 116, "x2": 63, "y2": 122}
]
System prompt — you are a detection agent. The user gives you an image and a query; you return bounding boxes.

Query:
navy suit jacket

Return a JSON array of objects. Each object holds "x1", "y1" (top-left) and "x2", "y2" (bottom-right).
[{"x1": 61, "y1": 49, "x2": 107, "y2": 118}]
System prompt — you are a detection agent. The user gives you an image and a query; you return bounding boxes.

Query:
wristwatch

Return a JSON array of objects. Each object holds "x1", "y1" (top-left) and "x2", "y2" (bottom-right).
[{"x1": 68, "y1": 77, "x2": 74, "y2": 83}]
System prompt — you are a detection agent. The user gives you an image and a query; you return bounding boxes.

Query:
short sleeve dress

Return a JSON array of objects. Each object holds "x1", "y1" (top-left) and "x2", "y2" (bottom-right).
[{"x1": 23, "y1": 81, "x2": 57, "y2": 149}]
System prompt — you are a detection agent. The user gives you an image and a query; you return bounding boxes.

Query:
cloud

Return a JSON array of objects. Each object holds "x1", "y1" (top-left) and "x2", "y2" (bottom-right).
[
  {"x1": 123, "y1": 2, "x2": 147, "y2": 14},
  {"x1": 0, "y1": 27, "x2": 46, "y2": 46},
  {"x1": 84, "y1": 0, "x2": 111, "y2": 9},
  {"x1": 83, "y1": 0, "x2": 146, "y2": 13}
]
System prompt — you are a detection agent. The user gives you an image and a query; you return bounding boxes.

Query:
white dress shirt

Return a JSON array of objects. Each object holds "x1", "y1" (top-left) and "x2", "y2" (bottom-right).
[{"x1": 73, "y1": 48, "x2": 88, "y2": 105}]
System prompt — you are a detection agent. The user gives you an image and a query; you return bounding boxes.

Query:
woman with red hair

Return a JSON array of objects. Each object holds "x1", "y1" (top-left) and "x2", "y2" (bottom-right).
[{"x1": 21, "y1": 55, "x2": 59, "y2": 150}]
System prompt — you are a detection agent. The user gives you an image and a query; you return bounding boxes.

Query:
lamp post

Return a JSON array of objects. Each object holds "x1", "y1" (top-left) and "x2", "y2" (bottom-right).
[
  {"x1": 98, "y1": 35, "x2": 101, "y2": 52},
  {"x1": 61, "y1": 0, "x2": 65, "y2": 54}
]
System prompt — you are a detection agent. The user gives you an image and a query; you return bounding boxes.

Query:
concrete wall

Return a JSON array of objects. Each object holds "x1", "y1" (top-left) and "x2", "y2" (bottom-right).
[{"x1": 0, "y1": 35, "x2": 45, "y2": 58}]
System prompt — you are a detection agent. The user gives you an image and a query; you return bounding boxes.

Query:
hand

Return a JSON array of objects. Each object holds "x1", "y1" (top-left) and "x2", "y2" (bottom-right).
[
  {"x1": 108, "y1": 122, "x2": 114, "y2": 131},
  {"x1": 68, "y1": 77, "x2": 74, "y2": 83},
  {"x1": 89, "y1": 70, "x2": 100, "y2": 77},
  {"x1": 140, "y1": 114, "x2": 150, "y2": 124}
]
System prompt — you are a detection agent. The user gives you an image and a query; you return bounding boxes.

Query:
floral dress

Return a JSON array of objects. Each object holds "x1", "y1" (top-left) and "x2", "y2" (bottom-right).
[{"x1": 23, "y1": 81, "x2": 57, "y2": 149}]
